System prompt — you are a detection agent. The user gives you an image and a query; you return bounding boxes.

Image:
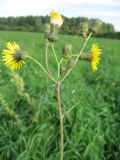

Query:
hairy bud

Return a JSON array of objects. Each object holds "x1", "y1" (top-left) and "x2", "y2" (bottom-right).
[
  {"x1": 90, "y1": 19, "x2": 103, "y2": 34},
  {"x1": 60, "y1": 67, "x2": 67, "y2": 74},
  {"x1": 45, "y1": 23, "x2": 59, "y2": 42},
  {"x1": 44, "y1": 23, "x2": 51, "y2": 37},
  {"x1": 80, "y1": 22, "x2": 89, "y2": 34},
  {"x1": 47, "y1": 32, "x2": 58, "y2": 42},
  {"x1": 62, "y1": 44, "x2": 72, "y2": 59},
  {"x1": 66, "y1": 59, "x2": 76, "y2": 69}
]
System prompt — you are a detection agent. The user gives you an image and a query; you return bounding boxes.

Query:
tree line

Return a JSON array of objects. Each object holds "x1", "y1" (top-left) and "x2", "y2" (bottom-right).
[{"x1": 0, "y1": 15, "x2": 119, "y2": 39}]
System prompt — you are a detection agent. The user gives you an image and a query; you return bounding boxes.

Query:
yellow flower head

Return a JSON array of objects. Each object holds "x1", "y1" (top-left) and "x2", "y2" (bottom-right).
[
  {"x1": 90, "y1": 44, "x2": 101, "y2": 71},
  {"x1": 50, "y1": 10, "x2": 63, "y2": 28},
  {"x1": 2, "y1": 42, "x2": 27, "y2": 70}
]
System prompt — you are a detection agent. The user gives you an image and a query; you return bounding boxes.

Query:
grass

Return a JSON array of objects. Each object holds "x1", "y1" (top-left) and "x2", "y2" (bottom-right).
[{"x1": 0, "y1": 31, "x2": 120, "y2": 160}]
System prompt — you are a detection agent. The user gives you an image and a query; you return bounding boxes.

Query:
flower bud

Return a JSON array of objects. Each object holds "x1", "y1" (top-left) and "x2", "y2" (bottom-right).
[
  {"x1": 66, "y1": 59, "x2": 76, "y2": 69},
  {"x1": 90, "y1": 19, "x2": 102, "y2": 34},
  {"x1": 45, "y1": 24, "x2": 59, "y2": 42},
  {"x1": 60, "y1": 67, "x2": 67, "y2": 74},
  {"x1": 62, "y1": 44, "x2": 72, "y2": 59},
  {"x1": 44, "y1": 23, "x2": 51, "y2": 37},
  {"x1": 47, "y1": 32, "x2": 58, "y2": 42},
  {"x1": 80, "y1": 22, "x2": 89, "y2": 34}
]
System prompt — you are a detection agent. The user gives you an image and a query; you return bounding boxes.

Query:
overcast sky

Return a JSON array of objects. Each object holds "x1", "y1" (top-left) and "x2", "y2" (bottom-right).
[{"x1": 0, "y1": 0, "x2": 120, "y2": 31}]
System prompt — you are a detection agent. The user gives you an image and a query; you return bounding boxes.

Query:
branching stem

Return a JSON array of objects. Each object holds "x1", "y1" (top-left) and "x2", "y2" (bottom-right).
[
  {"x1": 60, "y1": 33, "x2": 92, "y2": 83},
  {"x1": 58, "y1": 58, "x2": 64, "y2": 79},
  {"x1": 27, "y1": 55, "x2": 57, "y2": 83},
  {"x1": 52, "y1": 43, "x2": 62, "y2": 79}
]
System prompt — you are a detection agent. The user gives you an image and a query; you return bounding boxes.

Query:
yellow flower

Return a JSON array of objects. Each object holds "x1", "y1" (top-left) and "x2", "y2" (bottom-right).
[
  {"x1": 50, "y1": 10, "x2": 63, "y2": 28},
  {"x1": 2, "y1": 42, "x2": 27, "y2": 70},
  {"x1": 90, "y1": 44, "x2": 101, "y2": 71}
]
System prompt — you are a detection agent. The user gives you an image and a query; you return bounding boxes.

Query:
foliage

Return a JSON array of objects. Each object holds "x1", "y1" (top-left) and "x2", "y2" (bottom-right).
[
  {"x1": 97, "y1": 32, "x2": 120, "y2": 39},
  {"x1": 0, "y1": 31, "x2": 120, "y2": 160},
  {"x1": 0, "y1": 16, "x2": 115, "y2": 36}
]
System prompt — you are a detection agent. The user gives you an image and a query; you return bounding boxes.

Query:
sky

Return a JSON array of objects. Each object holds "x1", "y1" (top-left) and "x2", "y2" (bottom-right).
[{"x1": 0, "y1": 0, "x2": 120, "y2": 31}]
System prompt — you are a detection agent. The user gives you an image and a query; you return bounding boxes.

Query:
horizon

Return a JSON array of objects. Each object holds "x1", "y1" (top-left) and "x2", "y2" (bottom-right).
[
  {"x1": 0, "y1": 14, "x2": 116, "y2": 32},
  {"x1": 0, "y1": 0, "x2": 120, "y2": 31}
]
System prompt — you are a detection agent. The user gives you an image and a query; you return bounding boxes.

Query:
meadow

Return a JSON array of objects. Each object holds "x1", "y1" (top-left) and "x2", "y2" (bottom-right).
[{"x1": 0, "y1": 31, "x2": 120, "y2": 160}]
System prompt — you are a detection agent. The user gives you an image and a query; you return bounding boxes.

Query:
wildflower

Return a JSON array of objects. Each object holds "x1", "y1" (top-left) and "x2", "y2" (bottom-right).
[
  {"x1": 50, "y1": 10, "x2": 63, "y2": 28},
  {"x1": 2, "y1": 42, "x2": 27, "y2": 70},
  {"x1": 90, "y1": 44, "x2": 101, "y2": 70},
  {"x1": 79, "y1": 44, "x2": 101, "y2": 70}
]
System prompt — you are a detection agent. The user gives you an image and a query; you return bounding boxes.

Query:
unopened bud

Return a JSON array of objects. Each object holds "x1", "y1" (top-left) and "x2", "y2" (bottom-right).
[
  {"x1": 62, "y1": 44, "x2": 72, "y2": 59},
  {"x1": 45, "y1": 24, "x2": 59, "y2": 42},
  {"x1": 66, "y1": 59, "x2": 76, "y2": 69},
  {"x1": 60, "y1": 67, "x2": 67, "y2": 74},
  {"x1": 90, "y1": 19, "x2": 102, "y2": 34},
  {"x1": 47, "y1": 32, "x2": 58, "y2": 42},
  {"x1": 80, "y1": 22, "x2": 89, "y2": 34},
  {"x1": 44, "y1": 23, "x2": 51, "y2": 37}
]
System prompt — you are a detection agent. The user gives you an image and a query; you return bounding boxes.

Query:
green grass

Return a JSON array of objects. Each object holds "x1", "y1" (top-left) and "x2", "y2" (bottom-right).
[{"x1": 0, "y1": 31, "x2": 120, "y2": 160}]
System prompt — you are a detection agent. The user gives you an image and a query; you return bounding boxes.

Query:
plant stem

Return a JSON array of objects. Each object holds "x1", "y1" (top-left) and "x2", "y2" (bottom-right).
[
  {"x1": 60, "y1": 33, "x2": 92, "y2": 83},
  {"x1": 45, "y1": 40, "x2": 55, "y2": 79},
  {"x1": 27, "y1": 55, "x2": 56, "y2": 83},
  {"x1": 52, "y1": 43, "x2": 59, "y2": 65},
  {"x1": 52, "y1": 43, "x2": 61, "y2": 79},
  {"x1": 64, "y1": 101, "x2": 80, "y2": 117},
  {"x1": 75, "y1": 33, "x2": 92, "y2": 62},
  {"x1": 56, "y1": 81, "x2": 64, "y2": 160},
  {"x1": 58, "y1": 58, "x2": 63, "y2": 79}
]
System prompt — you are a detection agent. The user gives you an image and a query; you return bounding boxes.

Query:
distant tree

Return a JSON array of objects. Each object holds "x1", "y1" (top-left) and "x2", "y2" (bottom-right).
[
  {"x1": 106, "y1": 23, "x2": 115, "y2": 32},
  {"x1": 35, "y1": 16, "x2": 42, "y2": 32},
  {"x1": 0, "y1": 15, "x2": 118, "y2": 39}
]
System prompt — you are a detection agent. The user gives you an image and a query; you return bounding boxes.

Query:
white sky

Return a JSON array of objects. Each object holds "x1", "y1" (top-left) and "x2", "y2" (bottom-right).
[{"x1": 0, "y1": 0, "x2": 120, "y2": 31}]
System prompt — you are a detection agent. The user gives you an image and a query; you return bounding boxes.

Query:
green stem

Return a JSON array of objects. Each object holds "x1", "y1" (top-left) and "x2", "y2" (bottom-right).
[
  {"x1": 56, "y1": 81, "x2": 64, "y2": 160},
  {"x1": 45, "y1": 40, "x2": 55, "y2": 79},
  {"x1": 60, "y1": 33, "x2": 92, "y2": 83},
  {"x1": 64, "y1": 101, "x2": 80, "y2": 117},
  {"x1": 27, "y1": 55, "x2": 56, "y2": 83},
  {"x1": 72, "y1": 54, "x2": 78, "y2": 57},
  {"x1": 58, "y1": 58, "x2": 64, "y2": 79},
  {"x1": 52, "y1": 43, "x2": 63, "y2": 79},
  {"x1": 75, "y1": 33, "x2": 92, "y2": 62},
  {"x1": 52, "y1": 43, "x2": 59, "y2": 65}
]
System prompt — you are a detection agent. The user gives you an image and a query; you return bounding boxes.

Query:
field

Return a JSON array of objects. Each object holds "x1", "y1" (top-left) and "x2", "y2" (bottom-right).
[{"x1": 0, "y1": 31, "x2": 120, "y2": 160}]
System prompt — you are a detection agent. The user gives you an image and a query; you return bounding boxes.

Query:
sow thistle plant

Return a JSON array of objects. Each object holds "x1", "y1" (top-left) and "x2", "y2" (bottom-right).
[{"x1": 1, "y1": 10, "x2": 102, "y2": 160}]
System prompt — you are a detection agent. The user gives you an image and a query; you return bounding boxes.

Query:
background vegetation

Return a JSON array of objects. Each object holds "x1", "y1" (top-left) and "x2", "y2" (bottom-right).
[
  {"x1": 0, "y1": 15, "x2": 119, "y2": 39},
  {"x1": 0, "y1": 31, "x2": 120, "y2": 160}
]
